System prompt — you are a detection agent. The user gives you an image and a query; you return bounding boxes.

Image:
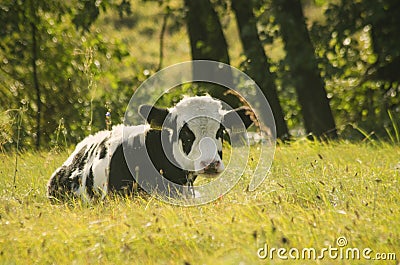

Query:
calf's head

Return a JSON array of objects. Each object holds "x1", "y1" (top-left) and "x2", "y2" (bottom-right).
[{"x1": 139, "y1": 96, "x2": 253, "y2": 176}]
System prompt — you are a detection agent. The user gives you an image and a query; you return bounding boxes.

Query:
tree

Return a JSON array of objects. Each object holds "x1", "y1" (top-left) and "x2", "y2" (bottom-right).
[
  {"x1": 231, "y1": 0, "x2": 289, "y2": 139},
  {"x1": 1, "y1": 0, "x2": 71, "y2": 149},
  {"x1": 272, "y1": 0, "x2": 337, "y2": 139},
  {"x1": 183, "y1": 0, "x2": 241, "y2": 108},
  {"x1": 0, "y1": 0, "x2": 130, "y2": 149}
]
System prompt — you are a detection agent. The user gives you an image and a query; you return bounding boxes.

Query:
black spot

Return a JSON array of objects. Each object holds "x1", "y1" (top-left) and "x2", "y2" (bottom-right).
[
  {"x1": 47, "y1": 145, "x2": 87, "y2": 200},
  {"x1": 179, "y1": 123, "x2": 195, "y2": 155},
  {"x1": 78, "y1": 149, "x2": 89, "y2": 171},
  {"x1": 108, "y1": 144, "x2": 135, "y2": 193},
  {"x1": 73, "y1": 145, "x2": 88, "y2": 168},
  {"x1": 216, "y1": 124, "x2": 225, "y2": 159},
  {"x1": 98, "y1": 137, "x2": 109, "y2": 159},
  {"x1": 88, "y1": 143, "x2": 98, "y2": 158},
  {"x1": 47, "y1": 166, "x2": 72, "y2": 199},
  {"x1": 86, "y1": 166, "x2": 95, "y2": 198},
  {"x1": 99, "y1": 145, "x2": 107, "y2": 159},
  {"x1": 216, "y1": 124, "x2": 225, "y2": 140}
]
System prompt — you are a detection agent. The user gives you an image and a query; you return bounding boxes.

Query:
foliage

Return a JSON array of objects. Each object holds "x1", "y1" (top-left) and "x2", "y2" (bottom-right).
[
  {"x1": 254, "y1": 0, "x2": 400, "y2": 139},
  {"x1": 0, "y1": 0, "x2": 131, "y2": 150},
  {"x1": 0, "y1": 142, "x2": 399, "y2": 263},
  {"x1": 1, "y1": 0, "x2": 400, "y2": 149},
  {"x1": 310, "y1": 0, "x2": 400, "y2": 138}
]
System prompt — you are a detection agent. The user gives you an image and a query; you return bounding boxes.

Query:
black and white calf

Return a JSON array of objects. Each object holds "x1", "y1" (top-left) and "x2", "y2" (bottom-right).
[{"x1": 47, "y1": 96, "x2": 253, "y2": 201}]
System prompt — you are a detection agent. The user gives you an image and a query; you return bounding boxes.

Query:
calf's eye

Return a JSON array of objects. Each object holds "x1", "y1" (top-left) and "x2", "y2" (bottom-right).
[{"x1": 179, "y1": 123, "x2": 195, "y2": 155}]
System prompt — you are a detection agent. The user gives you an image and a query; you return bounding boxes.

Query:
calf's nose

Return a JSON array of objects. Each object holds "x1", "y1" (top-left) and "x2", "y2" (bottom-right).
[{"x1": 201, "y1": 160, "x2": 221, "y2": 173}]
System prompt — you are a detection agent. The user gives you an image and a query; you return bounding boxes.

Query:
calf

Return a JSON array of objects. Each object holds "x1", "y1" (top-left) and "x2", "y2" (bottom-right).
[{"x1": 47, "y1": 96, "x2": 253, "y2": 201}]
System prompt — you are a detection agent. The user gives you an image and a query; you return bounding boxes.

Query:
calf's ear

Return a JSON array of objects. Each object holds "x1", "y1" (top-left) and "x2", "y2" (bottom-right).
[
  {"x1": 139, "y1": 105, "x2": 169, "y2": 128},
  {"x1": 223, "y1": 106, "x2": 254, "y2": 130}
]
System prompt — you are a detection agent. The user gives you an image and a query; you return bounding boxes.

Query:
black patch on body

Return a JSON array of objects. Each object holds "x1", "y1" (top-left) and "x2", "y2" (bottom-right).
[
  {"x1": 87, "y1": 143, "x2": 98, "y2": 158},
  {"x1": 47, "y1": 145, "x2": 88, "y2": 200},
  {"x1": 108, "y1": 129, "x2": 190, "y2": 196},
  {"x1": 146, "y1": 130, "x2": 189, "y2": 186},
  {"x1": 139, "y1": 105, "x2": 169, "y2": 128},
  {"x1": 216, "y1": 124, "x2": 225, "y2": 159},
  {"x1": 98, "y1": 137, "x2": 109, "y2": 159},
  {"x1": 216, "y1": 124, "x2": 225, "y2": 140},
  {"x1": 108, "y1": 143, "x2": 134, "y2": 193},
  {"x1": 86, "y1": 166, "x2": 95, "y2": 198},
  {"x1": 78, "y1": 149, "x2": 89, "y2": 171}
]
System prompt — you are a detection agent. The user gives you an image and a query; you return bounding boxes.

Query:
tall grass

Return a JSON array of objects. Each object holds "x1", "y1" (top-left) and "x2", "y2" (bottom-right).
[
  {"x1": 385, "y1": 109, "x2": 400, "y2": 144},
  {"x1": 1, "y1": 142, "x2": 399, "y2": 264}
]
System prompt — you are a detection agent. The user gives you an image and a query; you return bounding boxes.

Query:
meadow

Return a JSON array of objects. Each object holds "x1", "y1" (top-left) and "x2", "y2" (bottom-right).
[
  {"x1": 0, "y1": 141, "x2": 399, "y2": 264},
  {"x1": 1, "y1": 0, "x2": 399, "y2": 264}
]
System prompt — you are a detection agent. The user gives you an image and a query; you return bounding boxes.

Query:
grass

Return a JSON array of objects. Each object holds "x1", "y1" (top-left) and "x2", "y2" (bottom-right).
[
  {"x1": 1, "y1": 1, "x2": 398, "y2": 263},
  {"x1": 0, "y1": 141, "x2": 399, "y2": 264}
]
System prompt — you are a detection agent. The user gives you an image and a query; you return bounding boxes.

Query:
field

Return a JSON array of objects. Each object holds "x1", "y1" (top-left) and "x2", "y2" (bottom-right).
[{"x1": 0, "y1": 141, "x2": 399, "y2": 264}]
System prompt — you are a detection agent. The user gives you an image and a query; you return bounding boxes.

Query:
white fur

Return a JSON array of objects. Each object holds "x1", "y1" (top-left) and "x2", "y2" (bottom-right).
[
  {"x1": 48, "y1": 124, "x2": 149, "y2": 201},
  {"x1": 169, "y1": 96, "x2": 225, "y2": 173}
]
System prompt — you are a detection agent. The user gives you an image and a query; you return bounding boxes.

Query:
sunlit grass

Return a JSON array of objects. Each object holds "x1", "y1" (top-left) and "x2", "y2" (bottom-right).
[
  {"x1": 1, "y1": 142, "x2": 399, "y2": 264},
  {"x1": 97, "y1": 0, "x2": 191, "y2": 75}
]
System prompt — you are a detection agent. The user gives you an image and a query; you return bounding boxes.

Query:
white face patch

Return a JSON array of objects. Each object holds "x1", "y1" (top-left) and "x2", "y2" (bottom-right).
[
  {"x1": 169, "y1": 96, "x2": 226, "y2": 175},
  {"x1": 185, "y1": 117, "x2": 224, "y2": 173}
]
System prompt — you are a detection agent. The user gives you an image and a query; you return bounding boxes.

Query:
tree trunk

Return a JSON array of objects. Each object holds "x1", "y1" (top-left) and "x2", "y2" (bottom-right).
[
  {"x1": 157, "y1": 7, "x2": 170, "y2": 71},
  {"x1": 231, "y1": 0, "x2": 289, "y2": 140},
  {"x1": 273, "y1": 0, "x2": 337, "y2": 139},
  {"x1": 184, "y1": 0, "x2": 241, "y2": 108},
  {"x1": 184, "y1": 0, "x2": 229, "y2": 63},
  {"x1": 30, "y1": 0, "x2": 42, "y2": 149}
]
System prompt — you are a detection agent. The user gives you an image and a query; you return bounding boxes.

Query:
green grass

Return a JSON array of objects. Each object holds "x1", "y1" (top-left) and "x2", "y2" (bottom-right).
[{"x1": 1, "y1": 142, "x2": 399, "y2": 264}]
